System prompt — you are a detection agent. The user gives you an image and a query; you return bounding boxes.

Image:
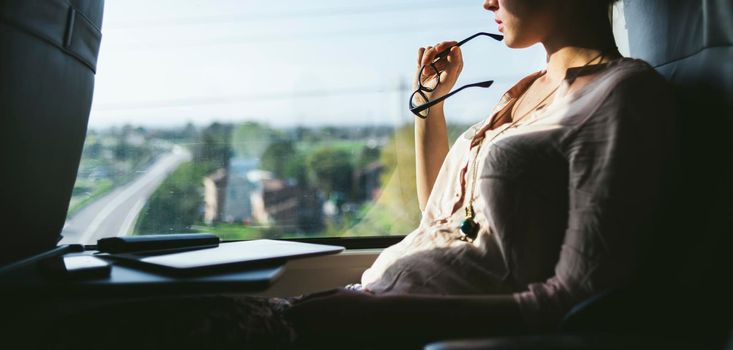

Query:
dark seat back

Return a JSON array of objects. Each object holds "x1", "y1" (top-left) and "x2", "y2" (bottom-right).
[
  {"x1": 563, "y1": 0, "x2": 733, "y2": 345},
  {"x1": 626, "y1": 0, "x2": 733, "y2": 336},
  {"x1": 0, "y1": 0, "x2": 104, "y2": 265}
]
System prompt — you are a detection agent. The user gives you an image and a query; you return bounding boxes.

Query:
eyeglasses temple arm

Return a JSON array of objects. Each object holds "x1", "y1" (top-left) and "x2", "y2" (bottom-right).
[
  {"x1": 433, "y1": 32, "x2": 504, "y2": 61},
  {"x1": 411, "y1": 80, "x2": 494, "y2": 116},
  {"x1": 457, "y1": 32, "x2": 503, "y2": 46}
]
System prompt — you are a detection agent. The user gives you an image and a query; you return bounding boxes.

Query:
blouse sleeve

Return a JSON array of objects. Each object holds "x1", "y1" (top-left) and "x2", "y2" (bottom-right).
[{"x1": 514, "y1": 69, "x2": 679, "y2": 330}]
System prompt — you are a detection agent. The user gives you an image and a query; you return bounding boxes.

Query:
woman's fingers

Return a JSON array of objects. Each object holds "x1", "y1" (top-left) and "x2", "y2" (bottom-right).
[
  {"x1": 421, "y1": 46, "x2": 435, "y2": 67},
  {"x1": 428, "y1": 41, "x2": 460, "y2": 68},
  {"x1": 447, "y1": 46, "x2": 463, "y2": 74},
  {"x1": 414, "y1": 40, "x2": 462, "y2": 93},
  {"x1": 433, "y1": 40, "x2": 458, "y2": 56},
  {"x1": 417, "y1": 47, "x2": 425, "y2": 66},
  {"x1": 431, "y1": 40, "x2": 459, "y2": 66},
  {"x1": 418, "y1": 41, "x2": 457, "y2": 67},
  {"x1": 418, "y1": 40, "x2": 459, "y2": 64}
]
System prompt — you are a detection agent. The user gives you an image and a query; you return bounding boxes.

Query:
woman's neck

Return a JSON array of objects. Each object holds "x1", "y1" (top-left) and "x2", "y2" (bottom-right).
[
  {"x1": 540, "y1": 5, "x2": 619, "y2": 82},
  {"x1": 544, "y1": 46, "x2": 611, "y2": 81}
]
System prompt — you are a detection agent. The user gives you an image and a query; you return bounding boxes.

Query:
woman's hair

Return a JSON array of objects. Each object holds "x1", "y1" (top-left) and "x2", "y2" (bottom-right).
[
  {"x1": 603, "y1": 0, "x2": 621, "y2": 12},
  {"x1": 607, "y1": 0, "x2": 622, "y2": 22}
]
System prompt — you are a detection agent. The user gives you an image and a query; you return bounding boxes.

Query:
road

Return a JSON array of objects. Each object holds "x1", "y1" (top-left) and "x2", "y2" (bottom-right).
[{"x1": 60, "y1": 147, "x2": 191, "y2": 245}]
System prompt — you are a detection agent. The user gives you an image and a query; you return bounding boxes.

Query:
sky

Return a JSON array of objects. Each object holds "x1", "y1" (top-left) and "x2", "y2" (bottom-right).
[{"x1": 88, "y1": 0, "x2": 550, "y2": 128}]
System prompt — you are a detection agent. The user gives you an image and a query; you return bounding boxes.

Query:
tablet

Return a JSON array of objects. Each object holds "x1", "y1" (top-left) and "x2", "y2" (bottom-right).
[{"x1": 109, "y1": 239, "x2": 344, "y2": 275}]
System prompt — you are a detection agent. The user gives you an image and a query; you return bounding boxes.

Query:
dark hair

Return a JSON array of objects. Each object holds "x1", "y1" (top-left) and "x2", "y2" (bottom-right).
[{"x1": 601, "y1": 0, "x2": 621, "y2": 22}]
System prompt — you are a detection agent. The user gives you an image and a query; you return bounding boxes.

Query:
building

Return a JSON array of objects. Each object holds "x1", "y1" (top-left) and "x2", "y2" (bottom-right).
[
  {"x1": 250, "y1": 176, "x2": 322, "y2": 232},
  {"x1": 222, "y1": 158, "x2": 259, "y2": 223},
  {"x1": 202, "y1": 168, "x2": 227, "y2": 225}
]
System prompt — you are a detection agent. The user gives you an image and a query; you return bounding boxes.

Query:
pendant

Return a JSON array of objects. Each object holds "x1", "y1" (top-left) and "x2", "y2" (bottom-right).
[{"x1": 460, "y1": 206, "x2": 479, "y2": 241}]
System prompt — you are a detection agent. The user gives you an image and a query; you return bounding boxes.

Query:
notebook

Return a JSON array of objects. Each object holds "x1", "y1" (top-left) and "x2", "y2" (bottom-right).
[{"x1": 108, "y1": 239, "x2": 344, "y2": 275}]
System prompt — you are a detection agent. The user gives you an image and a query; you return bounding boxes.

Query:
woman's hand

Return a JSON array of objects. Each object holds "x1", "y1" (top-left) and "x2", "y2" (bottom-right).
[{"x1": 415, "y1": 41, "x2": 464, "y2": 103}]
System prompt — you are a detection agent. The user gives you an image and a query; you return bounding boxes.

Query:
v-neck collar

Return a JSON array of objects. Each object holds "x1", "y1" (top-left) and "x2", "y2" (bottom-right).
[{"x1": 469, "y1": 58, "x2": 625, "y2": 148}]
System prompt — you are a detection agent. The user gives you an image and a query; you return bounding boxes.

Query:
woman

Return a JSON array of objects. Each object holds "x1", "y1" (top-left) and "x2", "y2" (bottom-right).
[
  {"x1": 50, "y1": 0, "x2": 678, "y2": 349},
  {"x1": 288, "y1": 0, "x2": 678, "y2": 346}
]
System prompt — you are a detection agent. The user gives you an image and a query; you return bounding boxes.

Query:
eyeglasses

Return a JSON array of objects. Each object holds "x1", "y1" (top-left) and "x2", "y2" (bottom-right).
[{"x1": 409, "y1": 32, "x2": 503, "y2": 118}]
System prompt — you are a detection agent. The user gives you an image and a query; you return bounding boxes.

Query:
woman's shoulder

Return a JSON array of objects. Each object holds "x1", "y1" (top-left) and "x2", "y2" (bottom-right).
[
  {"x1": 606, "y1": 57, "x2": 654, "y2": 72},
  {"x1": 571, "y1": 57, "x2": 675, "y2": 114},
  {"x1": 599, "y1": 57, "x2": 672, "y2": 93},
  {"x1": 574, "y1": 57, "x2": 678, "y2": 128}
]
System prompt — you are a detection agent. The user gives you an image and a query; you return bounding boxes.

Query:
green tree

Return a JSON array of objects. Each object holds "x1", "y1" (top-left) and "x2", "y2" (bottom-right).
[
  {"x1": 260, "y1": 139, "x2": 296, "y2": 178},
  {"x1": 136, "y1": 122, "x2": 235, "y2": 234},
  {"x1": 181, "y1": 122, "x2": 198, "y2": 141},
  {"x1": 317, "y1": 124, "x2": 418, "y2": 236},
  {"x1": 82, "y1": 139, "x2": 103, "y2": 159},
  {"x1": 344, "y1": 122, "x2": 470, "y2": 236},
  {"x1": 231, "y1": 122, "x2": 275, "y2": 159},
  {"x1": 356, "y1": 144, "x2": 381, "y2": 169},
  {"x1": 195, "y1": 122, "x2": 232, "y2": 173},
  {"x1": 135, "y1": 162, "x2": 205, "y2": 234},
  {"x1": 306, "y1": 147, "x2": 354, "y2": 197},
  {"x1": 113, "y1": 138, "x2": 132, "y2": 160},
  {"x1": 260, "y1": 139, "x2": 310, "y2": 186}
]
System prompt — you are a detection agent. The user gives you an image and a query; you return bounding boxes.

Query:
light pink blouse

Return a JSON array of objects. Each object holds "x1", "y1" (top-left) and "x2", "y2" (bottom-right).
[{"x1": 361, "y1": 58, "x2": 678, "y2": 329}]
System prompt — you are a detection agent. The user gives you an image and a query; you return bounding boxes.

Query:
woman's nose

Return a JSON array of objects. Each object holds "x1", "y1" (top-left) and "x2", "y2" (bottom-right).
[{"x1": 483, "y1": 0, "x2": 498, "y2": 11}]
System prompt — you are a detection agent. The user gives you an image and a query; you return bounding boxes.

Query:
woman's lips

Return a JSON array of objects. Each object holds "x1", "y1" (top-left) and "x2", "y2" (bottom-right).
[{"x1": 495, "y1": 19, "x2": 503, "y2": 32}]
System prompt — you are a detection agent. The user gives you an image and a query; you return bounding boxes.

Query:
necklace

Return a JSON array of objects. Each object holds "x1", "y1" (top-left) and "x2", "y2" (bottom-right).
[
  {"x1": 510, "y1": 76, "x2": 561, "y2": 124},
  {"x1": 511, "y1": 51, "x2": 605, "y2": 124},
  {"x1": 458, "y1": 52, "x2": 605, "y2": 242}
]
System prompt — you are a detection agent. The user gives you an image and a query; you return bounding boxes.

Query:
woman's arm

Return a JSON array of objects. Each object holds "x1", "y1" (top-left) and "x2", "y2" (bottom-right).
[
  {"x1": 415, "y1": 104, "x2": 449, "y2": 210},
  {"x1": 287, "y1": 289, "x2": 526, "y2": 347},
  {"x1": 414, "y1": 42, "x2": 462, "y2": 210}
]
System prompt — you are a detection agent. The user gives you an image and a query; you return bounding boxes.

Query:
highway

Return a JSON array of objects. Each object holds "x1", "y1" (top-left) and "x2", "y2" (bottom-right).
[{"x1": 60, "y1": 147, "x2": 191, "y2": 245}]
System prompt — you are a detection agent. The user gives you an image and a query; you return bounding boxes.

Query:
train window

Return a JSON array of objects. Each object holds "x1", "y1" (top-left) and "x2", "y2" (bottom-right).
[{"x1": 60, "y1": 0, "x2": 546, "y2": 245}]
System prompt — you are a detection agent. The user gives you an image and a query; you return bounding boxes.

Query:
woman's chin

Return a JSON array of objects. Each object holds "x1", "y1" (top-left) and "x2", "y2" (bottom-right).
[
  {"x1": 503, "y1": 36, "x2": 536, "y2": 49},
  {"x1": 503, "y1": 38, "x2": 522, "y2": 49}
]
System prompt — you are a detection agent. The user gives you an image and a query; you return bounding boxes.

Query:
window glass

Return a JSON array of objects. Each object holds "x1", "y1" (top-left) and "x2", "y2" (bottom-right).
[{"x1": 61, "y1": 0, "x2": 545, "y2": 245}]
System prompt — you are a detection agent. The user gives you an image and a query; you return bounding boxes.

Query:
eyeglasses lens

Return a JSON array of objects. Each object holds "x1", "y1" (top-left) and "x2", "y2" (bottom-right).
[
  {"x1": 409, "y1": 90, "x2": 430, "y2": 118},
  {"x1": 419, "y1": 64, "x2": 441, "y2": 91}
]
